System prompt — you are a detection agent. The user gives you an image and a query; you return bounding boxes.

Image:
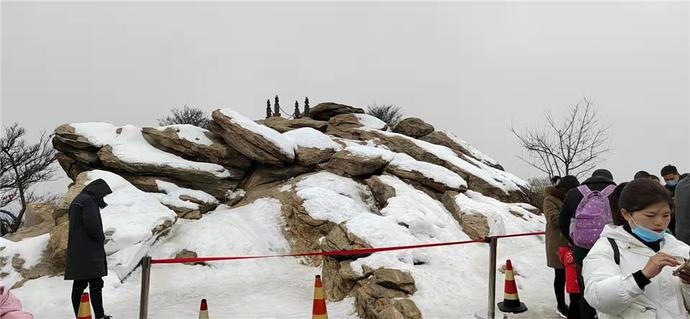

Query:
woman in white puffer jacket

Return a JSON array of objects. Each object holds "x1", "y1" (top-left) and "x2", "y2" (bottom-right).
[{"x1": 583, "y1": 178, "x2": 690, "y2": 319}]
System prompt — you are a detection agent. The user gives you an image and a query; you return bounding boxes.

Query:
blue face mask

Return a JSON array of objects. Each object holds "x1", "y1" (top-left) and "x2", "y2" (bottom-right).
[
  {"x1": 667, "y1": 180, "x2": 679, "y2": 186},
  {"x1": 630, "y1": 218, "x2": 665, "y2": 242}
]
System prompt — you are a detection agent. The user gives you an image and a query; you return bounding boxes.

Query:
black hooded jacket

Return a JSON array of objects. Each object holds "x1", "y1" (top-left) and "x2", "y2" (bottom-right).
[
  {"x1": 558, "y1": 175, "x2": 616, "y2": 263},
  {"x1": 64, "y1": 179, "x2": 112, "y2": 280}
]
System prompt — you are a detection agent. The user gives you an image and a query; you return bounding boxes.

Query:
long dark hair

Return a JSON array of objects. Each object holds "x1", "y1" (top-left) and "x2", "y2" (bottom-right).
[
  {"x1": 611, "y1": 179, "x2": 674, "y2": 226},
  {"x1": 552, "y1": 175, "x2": 580, "y2": 200}
]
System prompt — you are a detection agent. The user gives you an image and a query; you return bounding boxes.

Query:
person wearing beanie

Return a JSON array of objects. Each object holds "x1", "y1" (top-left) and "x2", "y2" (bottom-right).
[{"x1": 558, "y1": 169, "x2": 616, "y2": 319}]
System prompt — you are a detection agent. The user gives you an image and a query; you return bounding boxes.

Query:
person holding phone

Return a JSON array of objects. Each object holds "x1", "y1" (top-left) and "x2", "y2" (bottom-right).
[{"x1": 582, "y1": 178, "x2": 690, "y2": 318}]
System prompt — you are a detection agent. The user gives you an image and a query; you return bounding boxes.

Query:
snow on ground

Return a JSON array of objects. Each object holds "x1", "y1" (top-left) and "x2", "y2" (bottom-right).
[
  {"x1": 283, "y1": 127, "x2": 342, "y2": 151},
  {"x1": 15, "y1": 199, "x2": 358, "y2": 319},
  {"x1": 85, "y1": 170, "x2": 178, "y2": 280},
  {"x1": 0, "y1": 234, "x2": 49, "y2": 287},
  {"x1": 296, "y1": 173, "x2": 553, "y2": 318},
  {"x1": 295, "y1": 172, "x2": 374, "y2": 224},
  {"x1": 72, "y1": 123, "x2": 233, "y2": 178},
  {"x1": 218, "y1": 108, "x2": 296, "y2": 160},
  {"x1": 154, "y1": 124, "x2": 214, "y2": 146},
  {"x1": 354, "y1": 114, "x2": 388, "y2": 130},
  {"x1": 14, "y1": 173, "x2": 556, "y2": 319}
]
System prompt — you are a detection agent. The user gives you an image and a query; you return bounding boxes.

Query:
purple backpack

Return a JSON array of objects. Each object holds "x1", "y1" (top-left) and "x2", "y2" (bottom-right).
[{"x1": 569, "y1": 185, "x2": 616, "y2": 249}]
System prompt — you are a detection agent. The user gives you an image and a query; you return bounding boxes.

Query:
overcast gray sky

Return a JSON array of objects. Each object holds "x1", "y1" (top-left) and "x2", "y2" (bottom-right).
[{"x1": 2, "y1": 1, "x2": 689, "y2": 195}]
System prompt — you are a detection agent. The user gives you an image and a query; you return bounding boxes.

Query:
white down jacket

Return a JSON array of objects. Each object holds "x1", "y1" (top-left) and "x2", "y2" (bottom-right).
[{"x1": 583, "y1": 224, "x2": 690, "y2": 319}]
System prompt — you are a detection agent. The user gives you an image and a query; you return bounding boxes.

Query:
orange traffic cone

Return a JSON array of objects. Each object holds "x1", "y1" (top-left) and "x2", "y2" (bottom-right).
[
  {"x1": 312, "y1": 275, "x2": 328, "y2": 319},
  {"x1": 76, "y1": 293, "x2": 92, "y2": 319},
  {"x1": 497, "y1": 259, "x2": 527, "y2": 314},
  {"x1": 198, "y1": 299, "x2": 209, "y2": 319}
]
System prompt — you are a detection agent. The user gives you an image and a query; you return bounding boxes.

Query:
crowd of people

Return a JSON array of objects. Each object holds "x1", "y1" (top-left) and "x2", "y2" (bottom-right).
[{"x1": 545, "y1": 165, "x2": 690, "y2": 319}]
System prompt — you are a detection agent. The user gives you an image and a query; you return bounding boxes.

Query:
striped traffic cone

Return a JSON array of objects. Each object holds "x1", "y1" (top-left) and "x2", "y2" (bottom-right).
[
  {"x1": 198, "y1": 299, "x2": 209, "y2": 319},
  {"x1": 312, "y1": 275, "x2": 328, "y2": 319},
  {"x1": 76, "y1": 293, "x2": 92, "y2": 319},
  {"x1": 497, "y1": 259, "x2": 527, "y2": 314}
]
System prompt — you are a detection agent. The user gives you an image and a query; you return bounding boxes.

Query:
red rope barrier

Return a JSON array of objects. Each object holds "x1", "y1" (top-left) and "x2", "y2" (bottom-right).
[
  {"x1": 150, "y1": 231, "x2": 546, "y2": 265},
  {"x1": 491, "y1": 231, "x2": 545, "y2": 239}
]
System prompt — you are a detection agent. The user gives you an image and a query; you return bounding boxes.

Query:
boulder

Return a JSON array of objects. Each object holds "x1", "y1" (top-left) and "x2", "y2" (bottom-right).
[
  {"x1": 175, "y1": 249, "x2": 206, "y2": 266},
  {"x1": 5, "y1": 203, "x2": 57, "y2": 242},
  {"x1": 53, "y1": 124, "x2": 102, "y2": 150},
  {"x1": 55, "y1": 152, "x2": 94, "y2": 180},
  {"x1": 308, "y1": 102, "x2": 365, "y2": 121},
  {"x1": 97, "y1": 145, "x2": 238, "y2": 199},
  {"x1": 283, "y1": 128, "x2": 341, "y2": 167},
  {"x1": 294, "y1": 147, "x2": 336, "y2": 167},
  {"x1": 441, "y1": 191, "x2": 490, "y2": 240},
  {"x1": 371, "y1": 268, "x2": 416, "y2": 295},
  {"x1": 358, "y1": 130, "x2": 524, "y2": 202},
  {"x1": 326, "y1": 114, "x2": 371, "y2": 140},
  {"x1": 24, "y1": 203, "x2": 54, "y2": 228},
  {"x1": 47, "y1": 221, "x2": 69, "y2": 274},
  {"x1": 322, "y1": 258, "x2": 365, "y2": 301},
  {"x1": 211, "y1": 109, "x2": 295, "y2": 166},
  {"x1": 242, "y1": 165, "x2": 313, "y2": 191},
  {"x1": 259, "y1": 117, "x2": 328, "y2": 133},
  {"x1": 385, "y1": 157, "x2": 468, "y2": 194},
  {"x1": 325, "y1": 150, "x2": 389, "y2": 177},
  {"x1": 364, "y1": 176, "x2": 397, "y2": 210},
  {"x1": 52, "y1": 136, "x2": 101, "y2": 166},
  {"x1": 353, "y1": 268, "x2": 421, "y2": 319},
  {"x1": 141, "y1": 125, "x2": 252, "y2": 171},
  {"x1": 322, "y1": 224, "x2": 373, "y2": 260},
  {"x1": 393, "y1": 118, "x2": 434, "y2": 138},
  {"x1": 320, "y1": 224, "x2": 374, "y2": 300}
]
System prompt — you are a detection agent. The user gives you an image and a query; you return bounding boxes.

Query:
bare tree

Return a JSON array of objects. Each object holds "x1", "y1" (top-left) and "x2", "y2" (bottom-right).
[
  {"x1": 366, "y1": 103, "x2": 404, "y2": 128},
  {"x1": 511, "y1": 98, "x2": 610, "y2": 178},
  {"x1": 158, "y1": 105, "x2": 210, "y2": 128},
  {"x1": 0, "y1": 124, "x2": 56, "y2": 235},
  {"x1": 524, "y1": 177, "x2": 552, "y2": 210}
]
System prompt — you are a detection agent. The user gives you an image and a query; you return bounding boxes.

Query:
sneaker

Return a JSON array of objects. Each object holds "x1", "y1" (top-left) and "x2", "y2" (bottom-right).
[{"x1": 556, "y1": 306, "x2": 568, "y2": 318}]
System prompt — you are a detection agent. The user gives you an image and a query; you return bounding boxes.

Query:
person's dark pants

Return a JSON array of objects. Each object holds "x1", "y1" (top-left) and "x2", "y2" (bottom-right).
[
  {"x1": 554, "y1": 268, "x2": 567, "y2": 309},
  {"x1": 568, "y1": 293, "x2": 582, "y2": 319},
  {"x1": 575, "y1": 262, "x2": 597, "y2": 319},
  {"x1": 72, "y1": 278, "x2": 105, "y2": 318}
]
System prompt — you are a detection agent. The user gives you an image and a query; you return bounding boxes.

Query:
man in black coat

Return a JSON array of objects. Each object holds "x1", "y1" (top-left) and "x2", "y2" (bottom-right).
[
  {"x1": 65, "y1": 179, "x2": 112, "y2": 319},
  {"x1": 558, "y1": 168, "x2": 616, "y2": 319}
]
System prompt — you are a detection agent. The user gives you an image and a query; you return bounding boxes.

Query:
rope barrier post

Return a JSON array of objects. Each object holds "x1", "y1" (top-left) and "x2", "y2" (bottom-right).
[
  {"x1": 487, "y1": 236, "x2": 498, "y2": 319},
  {"x1": 139, "y1": 256, "x2": 152, "y2": 319}
]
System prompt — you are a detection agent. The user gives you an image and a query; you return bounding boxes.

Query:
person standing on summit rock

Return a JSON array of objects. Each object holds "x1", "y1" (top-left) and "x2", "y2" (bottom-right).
[{"x1": 65, "y1": 179, "x2": 112, "y2": 319}]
